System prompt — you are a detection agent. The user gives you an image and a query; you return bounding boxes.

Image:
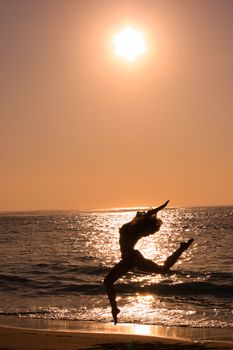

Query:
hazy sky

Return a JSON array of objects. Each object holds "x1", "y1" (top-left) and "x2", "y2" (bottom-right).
[{"x1": 1, "y1": 0, "x2": 233, "y2": 211}]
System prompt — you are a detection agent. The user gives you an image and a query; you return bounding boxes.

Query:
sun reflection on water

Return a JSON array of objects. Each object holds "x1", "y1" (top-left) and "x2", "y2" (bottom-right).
[{"x1": 73, "y1": 209, "x2": 195, "y2": 272}]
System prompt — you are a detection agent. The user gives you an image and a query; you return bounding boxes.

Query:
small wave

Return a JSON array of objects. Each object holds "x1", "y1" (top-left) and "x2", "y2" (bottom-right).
[
  {"x1": 54, "y1": 283, "x2": 105, "y2": 295},
  {"x1": 48, "y1": 280, "x2": 233, "y2": 298},
  {"x1": 147, "y1": 281, "x2": 233, "y2": 297},
  {"x1": 69, "y1": 266, "x2": 109, "y2": 275},
  {"x1": 176, "y1": 270, "x2": 233, "y2": 278},
  {"x1": 28, "y1": 263, "x2": 109, "y2": 275},
  {"x1": 1, "y1": 271, "x2": 232, "y2": 299},
  {"x1": 0, "y1": 310, "x2": 49, "y2": 317},
  {"x1": 0, "y1": 273, "x2": 55, "y2": 293},
  {"x1": 114, "y1": 281, "x2": 233, "y2": 298},
  {"x1": 34, "y1": 263, "x2": 50, "y2": 268},
  {"x1": 0, "y1": 274, "x2": 33, "y2": 285}
]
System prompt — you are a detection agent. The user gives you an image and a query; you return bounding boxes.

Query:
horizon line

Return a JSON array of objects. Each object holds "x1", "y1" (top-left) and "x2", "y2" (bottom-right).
[{"x1": 0, "y1": 204, "x2": 232, "y2": 214}]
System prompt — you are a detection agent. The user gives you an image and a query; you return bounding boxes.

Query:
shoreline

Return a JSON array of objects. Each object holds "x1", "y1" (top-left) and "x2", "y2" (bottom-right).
[
  {"x1": 0, "y1": 318, "x2": 233, "y2": 350},
  {"x1": 0, "y1": 326, "x2": 233, "y2": 350}
]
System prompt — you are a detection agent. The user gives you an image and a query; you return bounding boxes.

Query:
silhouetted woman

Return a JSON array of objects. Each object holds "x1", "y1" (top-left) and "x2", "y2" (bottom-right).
[{"x1": 104, "y1": 200, "x2": 194, "y2": 324}]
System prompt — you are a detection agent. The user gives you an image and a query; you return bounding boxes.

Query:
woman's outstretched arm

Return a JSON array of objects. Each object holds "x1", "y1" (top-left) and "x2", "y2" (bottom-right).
[{"x1": 145, "y1": 200, "x2": 169, "y2": 217}]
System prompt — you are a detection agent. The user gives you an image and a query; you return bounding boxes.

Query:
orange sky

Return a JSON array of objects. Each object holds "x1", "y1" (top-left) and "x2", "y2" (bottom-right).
[{"x1": 1, "y1": 0, "x2": 233, "y2": 211}]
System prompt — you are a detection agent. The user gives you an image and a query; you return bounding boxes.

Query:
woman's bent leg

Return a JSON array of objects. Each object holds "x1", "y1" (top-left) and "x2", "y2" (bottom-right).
[{"x1": 104, "y1": 260, "x2": 131, "y2": 324}]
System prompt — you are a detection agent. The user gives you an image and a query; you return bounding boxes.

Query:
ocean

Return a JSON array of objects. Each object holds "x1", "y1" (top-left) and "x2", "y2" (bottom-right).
[{"x1": 0, "y1": 206, "x2": 232, "y2": 328}]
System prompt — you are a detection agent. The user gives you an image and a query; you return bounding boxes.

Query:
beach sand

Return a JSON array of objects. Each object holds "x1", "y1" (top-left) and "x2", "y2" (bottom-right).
[{"x1": 0, "y1": 320, "x2": 233, "y2": 350}]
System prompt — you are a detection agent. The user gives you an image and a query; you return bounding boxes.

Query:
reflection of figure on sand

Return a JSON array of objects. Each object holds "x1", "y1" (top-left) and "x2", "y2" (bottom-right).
[{"x1": 104, "y1": 200, "x2": 194, "y2": 324}]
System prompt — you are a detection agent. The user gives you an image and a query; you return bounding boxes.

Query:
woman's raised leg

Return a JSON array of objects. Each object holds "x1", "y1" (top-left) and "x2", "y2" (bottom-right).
[{"x1": 132, "y1": 239, "x2": 194, "y2": 274}]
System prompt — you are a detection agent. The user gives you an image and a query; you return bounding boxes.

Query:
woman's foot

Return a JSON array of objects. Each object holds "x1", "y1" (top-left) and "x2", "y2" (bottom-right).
[
  {"x1": 112, "y1": 307, "x2": 120, "y2": 325},
  {"x1": 164, "y1": 238, "x2": 194, "y2": 271}
]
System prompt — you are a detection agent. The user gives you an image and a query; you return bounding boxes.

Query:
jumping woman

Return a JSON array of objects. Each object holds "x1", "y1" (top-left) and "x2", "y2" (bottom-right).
[{"x1": 104, "y1": 200, "x2": 194, "y2": 324}]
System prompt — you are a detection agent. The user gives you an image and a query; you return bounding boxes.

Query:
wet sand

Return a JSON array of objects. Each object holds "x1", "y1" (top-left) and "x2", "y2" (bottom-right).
[{"x1": 0, "y1": 319, "x2": 232, "y2": 350}]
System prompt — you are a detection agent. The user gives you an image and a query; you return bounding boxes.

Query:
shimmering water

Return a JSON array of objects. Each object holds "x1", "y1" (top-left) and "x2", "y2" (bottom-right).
[{"x1": 0, "y1": 207, "x2": 232, "y2": 328}]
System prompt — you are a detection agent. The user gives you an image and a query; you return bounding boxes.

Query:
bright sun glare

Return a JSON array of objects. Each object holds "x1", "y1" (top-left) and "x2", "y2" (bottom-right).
[{"x1": 113, "y1": 26, "x2": 146, "y2": 62}]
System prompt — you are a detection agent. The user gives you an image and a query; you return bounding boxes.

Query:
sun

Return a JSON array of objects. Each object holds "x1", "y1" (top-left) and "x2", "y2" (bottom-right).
[{"x1": 113, "y1": 26, "x2": 146, "y2": 62}]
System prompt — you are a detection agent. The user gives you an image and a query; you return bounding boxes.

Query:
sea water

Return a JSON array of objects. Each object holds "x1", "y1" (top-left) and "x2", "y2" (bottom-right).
[{"x1": 0, "y1": 207, "x2": 232, "y2": 328}]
